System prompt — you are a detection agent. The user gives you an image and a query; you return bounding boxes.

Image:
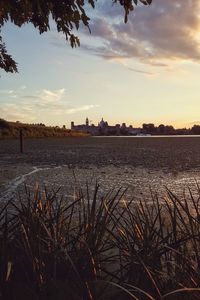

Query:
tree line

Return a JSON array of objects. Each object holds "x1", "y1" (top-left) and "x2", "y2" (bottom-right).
[{"x1": 142, "y1": 123, "x2": 200, "y2": 135}]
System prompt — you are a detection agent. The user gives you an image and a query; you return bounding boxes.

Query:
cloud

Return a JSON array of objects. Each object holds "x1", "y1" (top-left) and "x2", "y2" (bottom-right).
[
  {"x1": 22, "y1": 89, "x2": 65, "y2": 103},
  {"x1": 0, "y1": 89, "x2": 15, "y2": 95},
  {"x1": 0, "y1": 87, "x2": 98, "y2": 124},
  {"x1": 64, "y1": 105, "x2": 99, "y2": 114},
  {"x1": 128, "y1": 67, "x2": 154, "y2": 75},
  {"x1": 22, "y1": 95, "x2": 40, "y2": 99},
  {"x1": 1, "y1": 103, "x2": 37, "y2": 122},
  {"x1": 20, "y1": 85, "x2": 27, "y2": 90},
  {"x1": 84, "y1": 17, "x2": 115, "y2": 39},
  {"x1": 81, "y1": 0, "x2": 200, "y2": 66},
  {"x1": 38, "y1": 88, "x2": 66, "y2": 103},
  {"x1": 0, "y1": 87, "x2": 27, "y2": 99}
]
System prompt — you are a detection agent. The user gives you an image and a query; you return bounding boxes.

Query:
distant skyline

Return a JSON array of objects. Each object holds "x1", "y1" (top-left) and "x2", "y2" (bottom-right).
[
  {"x1": 1, "y1": 0, "x2": 200, "y2": 129},
  {"x1": 70, "y1": 117, "x2": 200, "y2": 130}
]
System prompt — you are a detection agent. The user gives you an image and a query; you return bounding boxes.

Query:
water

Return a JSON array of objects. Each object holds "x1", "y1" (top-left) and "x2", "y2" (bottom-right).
[{"x1": 92, "y1": 135, "x2": 200, "y2": 138}]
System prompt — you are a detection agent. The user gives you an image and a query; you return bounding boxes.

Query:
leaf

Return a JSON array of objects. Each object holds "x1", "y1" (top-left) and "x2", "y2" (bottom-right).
[{"x1": 6, "y1": 261, "x2": 12, "y2": 281}]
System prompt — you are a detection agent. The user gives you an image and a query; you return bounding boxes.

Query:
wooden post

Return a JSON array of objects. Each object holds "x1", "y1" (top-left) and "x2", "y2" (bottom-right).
[{"x1": 19, "y1": 129, "x2": 23, "y2": 153}]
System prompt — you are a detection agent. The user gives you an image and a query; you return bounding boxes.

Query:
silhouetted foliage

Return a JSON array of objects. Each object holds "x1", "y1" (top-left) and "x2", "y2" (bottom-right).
[
  {"x1": 142, "y1": 123, "x2": 200, "y2": 136},
  {"x1": 158, "y1": 124, "x2": 165, "y2": 134},
  {"x1": 0, "y1": 36, "x2": 18, "y2": 73},
  {"x1": 0, "y1": 120, "x2": 88, "y2": 138},
  {"x1": 191, "y1": 125, "x2": 200, "y2": 135},
  {"x1": 0, "y1": 118, "x2": 10, "y2": 129},
  {"x1": 142, "y1": 123, "x2": 194, "y2": 135},
  {"x1": 0, "y1": 0, "x2": 152, "y2": 73},
  {"x1": 142, "y1": 123, "x2": 157, "y2": 134}
]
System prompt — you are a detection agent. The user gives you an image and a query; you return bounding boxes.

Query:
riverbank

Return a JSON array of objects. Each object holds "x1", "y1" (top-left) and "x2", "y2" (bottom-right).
[{"x1": 0, "y1": 119, "x2": 88, "y2": 139}]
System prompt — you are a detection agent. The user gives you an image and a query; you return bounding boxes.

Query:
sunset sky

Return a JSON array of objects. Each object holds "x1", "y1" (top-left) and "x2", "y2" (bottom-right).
[{"x1": 1, "y1": 0, "x2": 200, "y2": 128}]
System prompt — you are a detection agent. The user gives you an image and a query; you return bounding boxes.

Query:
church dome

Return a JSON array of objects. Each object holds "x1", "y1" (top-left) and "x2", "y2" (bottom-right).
[{"x1": 99, "y1": 118, "x2": 106, "y2": 128}]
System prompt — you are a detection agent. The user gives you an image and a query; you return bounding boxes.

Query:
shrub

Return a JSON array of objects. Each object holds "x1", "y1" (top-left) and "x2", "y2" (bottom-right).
[{"x1": 0, "y1": 119, "x2": 10, "y2": 129}]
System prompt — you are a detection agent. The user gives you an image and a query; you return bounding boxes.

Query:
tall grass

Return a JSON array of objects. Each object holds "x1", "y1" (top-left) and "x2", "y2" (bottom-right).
[
  {"x1": 0, "y1": 119, "x2": 89, "y2": 139},
  {"x1": 1, "y1": 183, "x2": 200, "y2": 299}
]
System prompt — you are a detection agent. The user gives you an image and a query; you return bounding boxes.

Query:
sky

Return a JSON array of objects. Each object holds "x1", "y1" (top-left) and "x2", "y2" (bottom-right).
[{"x1": 1, "y1": 0, "x2": 200, "y2": 129}]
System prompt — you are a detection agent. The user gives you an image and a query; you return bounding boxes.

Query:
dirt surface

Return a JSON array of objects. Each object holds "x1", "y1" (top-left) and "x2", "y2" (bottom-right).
[
  {"x1": 1, "y1": 136, "x2": 200, "y2": 202},
  {"x1": 1, "y1": 136, "x2": 200, "y2": 170}
]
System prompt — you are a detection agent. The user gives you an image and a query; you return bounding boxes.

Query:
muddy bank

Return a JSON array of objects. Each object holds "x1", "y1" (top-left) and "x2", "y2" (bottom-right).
[
  {"x1": 1, "y1": 164, "x2": 200, "y2": 203},
  {"x1": 1, "y1": 136, "x2": 200, "y2": 171},
  {"x1": 1, "y1": 137, "x2": 200, "y2": 202}
]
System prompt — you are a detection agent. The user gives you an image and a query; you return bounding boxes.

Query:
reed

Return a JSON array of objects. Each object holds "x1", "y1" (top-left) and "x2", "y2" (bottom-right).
[{"x1": 1, "y1": 183, "x2": 200, "y2": 299}]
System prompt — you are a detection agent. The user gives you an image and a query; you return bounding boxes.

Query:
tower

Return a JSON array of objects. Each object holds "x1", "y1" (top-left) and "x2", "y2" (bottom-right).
[{"x1": 86, "y1": 117, "x2": 89, "y2": 126}]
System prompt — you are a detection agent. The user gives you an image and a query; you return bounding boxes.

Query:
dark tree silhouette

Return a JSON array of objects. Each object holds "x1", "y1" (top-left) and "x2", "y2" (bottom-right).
[
  {"x1": 191, "y1": 125, "x2": 200, "y2": 135},
  {"x1": 0, "y1": 0, "x2": 152, "y2": 73}
]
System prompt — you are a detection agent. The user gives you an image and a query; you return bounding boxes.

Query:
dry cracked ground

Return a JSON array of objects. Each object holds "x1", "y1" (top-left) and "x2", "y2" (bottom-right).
[{"x1": 1, "y1": 136, "x2": 200, "y2": 203}]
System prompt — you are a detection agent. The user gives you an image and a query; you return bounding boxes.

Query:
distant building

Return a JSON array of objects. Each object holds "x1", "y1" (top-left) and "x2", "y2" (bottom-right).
[{"x1": 71, "y1": 118, "x2": 141, "y2": 136}]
